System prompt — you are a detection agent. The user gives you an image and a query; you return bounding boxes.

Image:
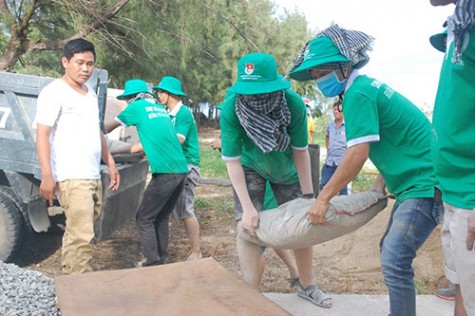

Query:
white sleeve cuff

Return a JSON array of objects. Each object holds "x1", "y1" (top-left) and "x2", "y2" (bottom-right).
[{"x1": 347, "y1": 135, "x2": 379, "y2": 148}]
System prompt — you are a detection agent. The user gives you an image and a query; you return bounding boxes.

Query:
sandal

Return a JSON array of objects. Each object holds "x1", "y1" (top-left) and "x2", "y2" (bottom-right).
[{"x1": 297, "y1": 283, "x2": 333, "y2": 308}]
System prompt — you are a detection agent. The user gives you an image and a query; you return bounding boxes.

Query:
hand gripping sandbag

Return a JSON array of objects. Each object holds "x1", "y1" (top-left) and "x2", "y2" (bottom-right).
[{"x1": 238, "y1": 191, "x2": 388, "y2": 249}]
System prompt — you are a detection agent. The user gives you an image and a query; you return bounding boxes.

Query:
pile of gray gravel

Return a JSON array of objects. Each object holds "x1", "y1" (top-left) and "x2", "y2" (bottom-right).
[{"x1": 0, "y1": 261, "x2": 60, "y2": 316}]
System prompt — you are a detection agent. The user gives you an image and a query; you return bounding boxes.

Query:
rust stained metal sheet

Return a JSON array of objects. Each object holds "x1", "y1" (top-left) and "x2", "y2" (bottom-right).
[{"x1": 54, "y1": 257, "x2": 290, "y2": 316}]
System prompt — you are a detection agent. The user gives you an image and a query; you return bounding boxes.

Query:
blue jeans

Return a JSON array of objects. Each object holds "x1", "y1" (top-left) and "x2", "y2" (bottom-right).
[
  {"x1": 380, "y1": 197, "x2": 444, "y2": 316},
  {"x1": 320, "y1": 163, "x2": 348, "y2": 195}
]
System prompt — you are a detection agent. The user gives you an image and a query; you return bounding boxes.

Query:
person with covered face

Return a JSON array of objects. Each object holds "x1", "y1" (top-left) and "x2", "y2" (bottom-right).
[
  {"x1": 430, "y1": 1, "x2": 475, "y2": 315},
  {"x1": 287, "y1": 25, "x2": 443, "y2": 316},
  {"x1": 219, "y1": 52, "x2": 332, "y2": 308},
  {"x1": 110, "y1": 79, "x2": 188, "y2": 267}
]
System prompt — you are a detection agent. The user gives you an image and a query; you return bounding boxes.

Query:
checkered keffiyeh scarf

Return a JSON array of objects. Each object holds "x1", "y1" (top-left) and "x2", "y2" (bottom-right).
[
  {"x1": 126, "y1": 92, "x2": 157, "y2": 104},
  {"x1": 235, "y1": 91, "x2": 291, "y2": 153},
  {"x1": 449, "y1": 0, "x2": 475, "y2": 63},
  {"x1": 288, "y1": 25, "x2": 374, "y2": 74}
]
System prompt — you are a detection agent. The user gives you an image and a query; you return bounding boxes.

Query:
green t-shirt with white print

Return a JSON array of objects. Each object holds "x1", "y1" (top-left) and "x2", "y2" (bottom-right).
[
  {"x1": 220, "y1": 89, "x2": 308, "y2": 184},
  {"x1": 344, "y1": 75, "x2": 436, "y2": 203},
  {"x1": 117, "y1": 99, "x2": 188, "y2": 174}
]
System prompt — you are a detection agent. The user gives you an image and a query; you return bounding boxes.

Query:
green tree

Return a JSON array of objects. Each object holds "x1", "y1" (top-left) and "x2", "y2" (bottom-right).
[
  {"x1": 97, "y1": 0, "x2": 311, "y2": 120},
  {"x1": 1, "y1": 0, "x2": 312, "y2": 127},
  {"x1": 0, "y1": 0, "x2": 130, "y2": 71}
]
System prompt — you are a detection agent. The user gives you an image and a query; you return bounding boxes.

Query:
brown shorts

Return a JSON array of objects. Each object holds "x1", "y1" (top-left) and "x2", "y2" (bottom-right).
[{"x1": 172, "y1": 165, "x2": 200, "y2": 219}]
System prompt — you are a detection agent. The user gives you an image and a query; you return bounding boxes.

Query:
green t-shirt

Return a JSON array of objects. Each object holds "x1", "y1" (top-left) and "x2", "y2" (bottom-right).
[
  {"x1": 432, "y1": 27, "x2": 475, "y2": 209},
  {"x1": 263, "y1": 181, "x2": 278, "y2": 210},
  {"x1": 170, "y1": 104, "x2": 200, "y2": 167},
  {"x1": 344, "y1": 75, "x2": 436, "y2": 203},
  {"x1": 220, "y1": 89, "x2": 308, "y2": 184},
  {"x1": 116, "y1": 100, "x2": 188, "y2": 174}
]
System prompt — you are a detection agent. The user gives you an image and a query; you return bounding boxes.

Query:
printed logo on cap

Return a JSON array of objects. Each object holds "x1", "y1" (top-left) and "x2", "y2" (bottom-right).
[
  {"x1": 245, "y1": 63, "x2": 255, "y2": 75},
  {"x1": 303, "y1": 42, "x2": 317, "y2": 62}
]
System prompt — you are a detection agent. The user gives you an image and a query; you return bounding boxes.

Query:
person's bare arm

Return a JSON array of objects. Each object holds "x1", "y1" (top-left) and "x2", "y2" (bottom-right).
[
  {"x1": 130, "y1": 142, "x2": 144, "y2": 154},
  {"x1": 226, "y1": 159, "x2": 259, "y2": 233},
  {"x1": 100, "y1": 132, "x2": 120, "y2": 191},
  {"x1": 211, "y1": 133, "x2": 222, "y2": 151},
  {"x1": 211, "y1": 138, "x2": 222, "y2": 150},
  {"x1": 308, "y1": 142, "x2": 369, "y2": 224},
  {"x1": 36, "y1": 124, "x2": 55, "y2": 206},
  {"x1": 177, "y1": 134, "x2": 185, "y2": 144},
  {"x1": 370, "y1": 174, "x2": 387, "y2": 194},
  {"x1": 292, "y1": 148, "x2": 313, "y2": 195},
  {"x1": 104, "y1": 119, "x2": 121, "y2": 134}
]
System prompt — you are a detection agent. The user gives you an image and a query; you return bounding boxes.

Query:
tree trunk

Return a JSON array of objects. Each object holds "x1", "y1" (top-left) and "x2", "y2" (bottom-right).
[
  {"x1": 0, "y1": 41, "x2": 22, "y2": 72},
  {"x1": 0, "y1": 0, "x2": 130, "y2": 72}
]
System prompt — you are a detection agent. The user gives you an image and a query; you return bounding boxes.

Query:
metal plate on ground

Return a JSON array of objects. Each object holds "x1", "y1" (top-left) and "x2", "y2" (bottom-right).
[{"x1": 55, "y1": 257, "x2": 290, "y2": 316}]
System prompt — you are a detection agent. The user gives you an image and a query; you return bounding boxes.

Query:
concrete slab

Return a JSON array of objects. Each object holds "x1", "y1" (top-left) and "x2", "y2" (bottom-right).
[
  {"x1": 265, "y1": 293, "x2": 454, "y2": 316},
  {"x1": 55, "y1": 258, "x2": 290, "y2": 316}
]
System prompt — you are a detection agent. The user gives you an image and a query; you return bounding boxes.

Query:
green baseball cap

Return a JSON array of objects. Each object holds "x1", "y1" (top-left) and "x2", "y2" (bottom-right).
[
  {"x1": 226, "y1": 53, "x2": 290, "y2": 95},
  {"x1": 152, "y1": 76, "x2": 186, "y2": 97},
  {"x1": 117, "y1": 79, "x2": 149, "y2": 100},
  {"x1": 430, "y1": 29, "x2": 448, "y2": 53},
  {"x1": 287, "y1": 36, "x2": 350, "y2": 81}
]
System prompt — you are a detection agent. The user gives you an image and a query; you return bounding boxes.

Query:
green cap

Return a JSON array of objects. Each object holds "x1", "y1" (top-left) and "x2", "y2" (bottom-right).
[
  {"x1": 227, "y1": 53, "x2": 290, "y2": 95},
  {"x1": 287, "y1": 36, "x2": 350, "y2": 81},
  {"x1": 117, "y1": 79, "x2": 149, "y2": 100},
  {"x1": 430, "y1": 29, "x2": 448, "y2": 53},
  {"x1": 152, "y1": 76, "x2": 186, "y2": 97}
]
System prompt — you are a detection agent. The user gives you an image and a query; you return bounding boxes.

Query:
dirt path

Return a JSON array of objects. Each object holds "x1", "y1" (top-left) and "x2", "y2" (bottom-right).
[
  {"x1": 15, "y1": 180, "x2": 446, "y2": 295},
  {"x1": 14, "y1": 128, "x2": 447, "y2": 295}
]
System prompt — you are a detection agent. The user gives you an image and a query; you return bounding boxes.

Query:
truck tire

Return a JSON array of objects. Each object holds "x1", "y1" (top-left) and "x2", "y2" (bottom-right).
[
  {"x1": 0, "y1": 192, "x2": 24, "y2": 262},
  {"x1": 0, "y1": 186, "x2": 31, "y2": 234}
]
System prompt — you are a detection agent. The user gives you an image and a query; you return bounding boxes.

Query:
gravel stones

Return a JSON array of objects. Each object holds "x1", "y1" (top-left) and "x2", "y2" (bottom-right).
[{"x1": 0, "y1": 261, "x2": 60, "y2": 316}]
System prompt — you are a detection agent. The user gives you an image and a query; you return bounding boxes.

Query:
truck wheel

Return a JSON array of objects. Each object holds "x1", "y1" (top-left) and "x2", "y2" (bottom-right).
[
  {"x1": 0, "y1": 186, "x2": 31, "y2": 234},
  {"x1": 0, "y1": 193, "x2": 23, "y2": 262}
]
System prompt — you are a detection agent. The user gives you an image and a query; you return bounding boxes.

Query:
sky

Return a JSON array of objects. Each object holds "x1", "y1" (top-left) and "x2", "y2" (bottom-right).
[{"x1": 272, "y1": 0, "x2": 455, "y2": 110}]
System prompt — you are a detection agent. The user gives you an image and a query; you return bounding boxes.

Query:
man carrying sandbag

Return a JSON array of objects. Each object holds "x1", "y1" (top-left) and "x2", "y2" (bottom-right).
[
  {"x1": 220, "y1": 52, "x2": 333, "y2": 309},
  {"x1": 287, "y1": 25, "x2": 444, "y2": 316}
]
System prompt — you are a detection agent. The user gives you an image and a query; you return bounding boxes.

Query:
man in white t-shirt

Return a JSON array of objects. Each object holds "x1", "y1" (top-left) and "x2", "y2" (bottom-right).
[{"x1": 35, "y1": 38, "x2": 120, "y2": 274}]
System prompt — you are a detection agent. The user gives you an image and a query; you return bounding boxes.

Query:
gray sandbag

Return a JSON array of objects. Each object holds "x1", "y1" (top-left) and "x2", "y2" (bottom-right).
[
  {"x1": 107, "y1": 138, "x2": 132, "y2": 154},
  {"x1": 238, "y1": 191, "x2": 388, "y2": 249}
]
